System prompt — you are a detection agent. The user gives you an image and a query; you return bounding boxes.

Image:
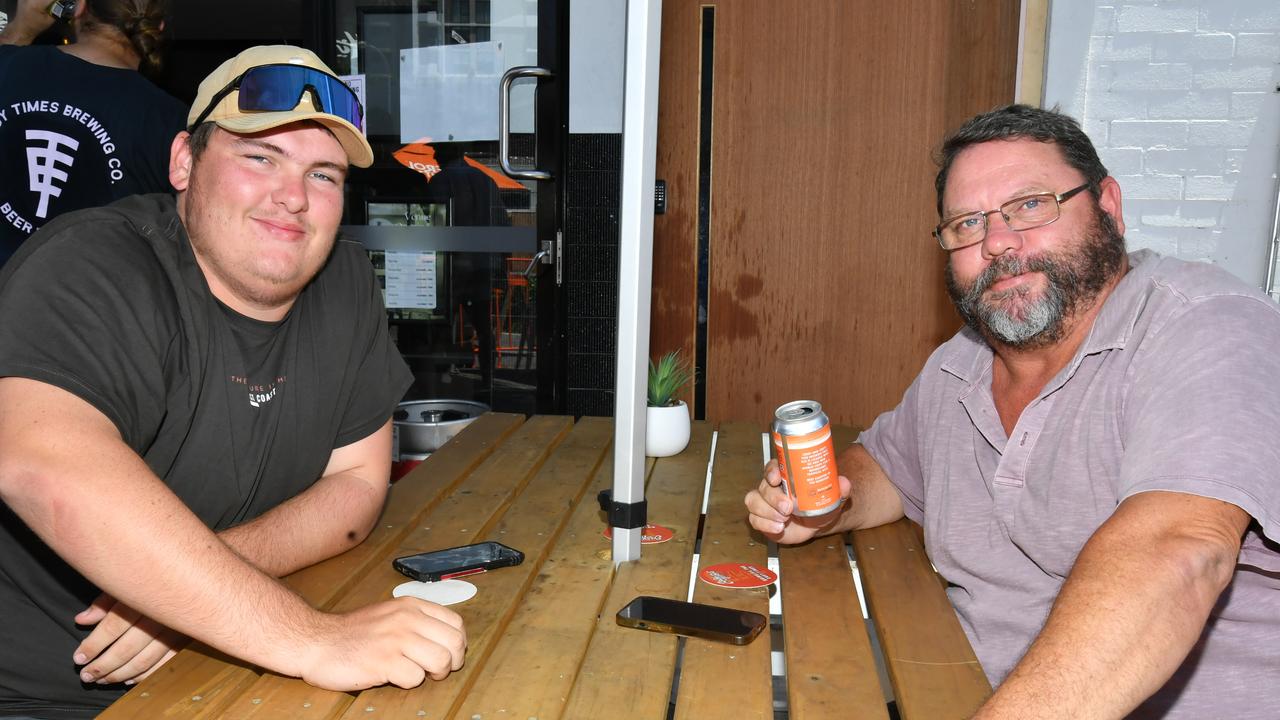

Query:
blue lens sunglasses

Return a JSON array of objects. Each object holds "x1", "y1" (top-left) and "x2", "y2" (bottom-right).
[{"x1": 188, "y1": 63, "x2": 364, "y2": 133}]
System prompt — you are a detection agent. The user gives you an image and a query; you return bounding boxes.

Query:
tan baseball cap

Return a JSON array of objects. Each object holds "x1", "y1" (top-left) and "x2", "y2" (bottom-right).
[{"x1": 188, "y1": 45, "x2": 373, "y2": 168}]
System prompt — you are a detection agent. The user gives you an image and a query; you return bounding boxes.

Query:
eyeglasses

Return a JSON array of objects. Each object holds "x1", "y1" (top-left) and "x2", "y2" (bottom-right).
[
  {"x1": 189, "y1": 63, "x2": 364, "y2": 133},
  {"x1": 933, "y1": 182, "x2": 1092, "y2": 251}
]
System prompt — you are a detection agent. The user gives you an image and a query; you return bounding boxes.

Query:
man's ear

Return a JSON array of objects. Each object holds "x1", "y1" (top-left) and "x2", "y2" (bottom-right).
[
  {"x1": 1096, "y1": 176, "x2": 1126, "y2": 237},
  {"x1": 73, "y1": 0, "x2": 88, "y2": 20},
  {"x1": 169, "y1": 131, "x2": 194, "y2": 191}
]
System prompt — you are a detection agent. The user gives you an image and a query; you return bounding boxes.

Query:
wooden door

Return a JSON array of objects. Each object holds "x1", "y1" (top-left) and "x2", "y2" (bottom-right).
[{"x1": 651, "y1": 1, "x2": 1021, "y2": 427}]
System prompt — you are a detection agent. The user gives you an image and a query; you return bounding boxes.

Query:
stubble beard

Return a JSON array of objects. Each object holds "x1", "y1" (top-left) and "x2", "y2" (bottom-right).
[{"x1": 944, "y1": 206, "x2": 1127, "y2": 350}]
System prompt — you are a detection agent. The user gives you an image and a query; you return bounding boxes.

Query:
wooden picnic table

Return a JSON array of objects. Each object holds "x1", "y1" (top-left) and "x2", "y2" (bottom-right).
[{"x1": 101, "y1": 414, "x2": 989, "y2": 720}]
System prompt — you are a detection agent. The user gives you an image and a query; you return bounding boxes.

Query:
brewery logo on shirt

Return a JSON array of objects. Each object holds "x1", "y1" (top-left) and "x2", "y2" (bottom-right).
[
  {"x1": 229, "y1": 375, "x2": 289, "y2": 408},
  {"x1": 0, "y1": 98, "x2": 128, "y2": 237}
]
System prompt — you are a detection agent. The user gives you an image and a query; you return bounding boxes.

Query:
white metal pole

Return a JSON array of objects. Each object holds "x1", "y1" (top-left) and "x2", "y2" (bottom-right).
[{"x1": 612, "y1": 0, "x2": 663, "y2": 565}]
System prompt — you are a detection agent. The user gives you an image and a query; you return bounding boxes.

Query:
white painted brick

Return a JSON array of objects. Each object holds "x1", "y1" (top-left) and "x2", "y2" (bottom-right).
[
  {"x1": 1108, "y1": 61, "x2": 1192, "y2": 91},
  {"x1": 1085, "y1": 90, "x2": 1146, "y2": 122},
  {"x1": 1230, "y1": 91, "x2": 1267, "y2": 119},
  {"x1": 1123, "y1": 226, "x2": 1180, "y2": 256},
  {"x1": 1109, "y1": 119, "x2": 1188, "y2": 147},
  {"x1": 1191, "y1": 33, "x2": 1237, "y2": 60},
  {"x1": 1235, "y1": 33, "x2": 1280, "y2": 61},
  {"x1": 1147, "y1": 91, "x2": 1230, "y2": 119},
  {"x1": 1199, "y1": 3, "x2": 1280, "y2": 33},
  {"x1": 1185, "y1": 174, "x2": 1238, "y2": 200},
  {"x1": 1224, "y1": 149, "x2": 1249, "y2": 173},
  {"x1": 1093, "y1": 6, "x2": 1117, "y2": 33},
  {"x1": 1193, "y1": 63, "x2": 1276, "y2": 91},
  {"x1": 1178, "y1": 231, "x2": 1223, "y2": 260},
  {"x1": 1084, "y1": 118, "x2": 1110, "y2": 146},
  {"x1": 1102, "y1": 147, "x2": 1144, "y2": 174},
  {"x1": 1117, "y1": 5, "x2": 1198, "y2": 33},
  {"x1": 1116, "y1": 173, "x2": 1184, "y2": 199},
  {"x1": 1144, "y1": 147, "x2": 1226, "y2": 175},
  {"x1": 1093, "y1": 33, "x2": 1154, "y2": 61},
  {"x1": 1187, "y1": 120, "x2": 1256, "y2": 147},
  {"x1": 1135, "y1": 199, "x2": 1222, "y2": 228}
]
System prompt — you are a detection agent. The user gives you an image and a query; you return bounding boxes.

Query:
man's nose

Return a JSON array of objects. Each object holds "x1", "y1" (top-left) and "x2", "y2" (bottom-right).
[
  {"x1": 982, "y1": 212, "x2": 1023, "y2": 258},
  {"x1": 272, "y1": 174, "x2": 309, "y2": 213}
]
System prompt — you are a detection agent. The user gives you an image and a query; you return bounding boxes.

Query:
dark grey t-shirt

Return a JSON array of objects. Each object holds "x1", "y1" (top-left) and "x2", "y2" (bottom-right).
[
  {"x1": 860, "y1": 250, "x2": 1280, "y2": 719},
  {"x1": 0, "y1": 194, "x2": 412, "y2": 719}
]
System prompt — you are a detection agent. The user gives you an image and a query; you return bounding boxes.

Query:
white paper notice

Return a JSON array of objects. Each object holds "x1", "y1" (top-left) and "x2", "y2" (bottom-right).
[{"x1": 384, "y1": 251, "x2": 436, "y2": 309}]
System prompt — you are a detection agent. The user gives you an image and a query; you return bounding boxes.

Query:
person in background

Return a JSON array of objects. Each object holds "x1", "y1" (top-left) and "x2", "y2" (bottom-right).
[
  {"x1": 0, "y1": 0, "x2": 185, "y2": 266},
  {"x1": 0, "y1": 45, "x2": 464, "y2": 720},
  {"x1": 746, "y1": 105, "x2": 1280, "y2": 719}
]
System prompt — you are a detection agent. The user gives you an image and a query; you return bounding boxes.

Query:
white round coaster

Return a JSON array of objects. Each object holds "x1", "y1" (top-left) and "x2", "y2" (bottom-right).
[{"x1": 392, "y1": 579, "x2": 478, "y2": 606}]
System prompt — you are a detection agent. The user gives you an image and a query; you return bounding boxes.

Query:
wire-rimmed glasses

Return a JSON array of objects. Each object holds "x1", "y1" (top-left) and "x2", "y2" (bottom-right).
[{"x1": 933, "y1": 182, "x2": 1092, "y2": 251}]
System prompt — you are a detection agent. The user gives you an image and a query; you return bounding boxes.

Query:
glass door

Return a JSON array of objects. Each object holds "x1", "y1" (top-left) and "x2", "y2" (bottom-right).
[{"x1": 311, "y1": 0, "x2": 565, "y2": 416}]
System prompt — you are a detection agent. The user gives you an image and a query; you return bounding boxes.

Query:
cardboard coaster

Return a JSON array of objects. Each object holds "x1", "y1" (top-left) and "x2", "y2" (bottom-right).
[
  {"x1": 602, "y1": 523, "x2": 675, "y2": 544},
  {"x1": 698, "y1": 562, "x2": 777, "y2": 589},
  {"x1": 392, "y1": 579, "x2": 478, "y2": 606}
]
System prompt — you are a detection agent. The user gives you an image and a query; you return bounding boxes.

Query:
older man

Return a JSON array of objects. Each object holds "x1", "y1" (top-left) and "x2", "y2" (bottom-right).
[
  {"x1": 746, "y1": 105, "x2": 1280, "y2": 719},
  {"x1": 0, "y1": 46, "x2": 464, "y2": 719}
]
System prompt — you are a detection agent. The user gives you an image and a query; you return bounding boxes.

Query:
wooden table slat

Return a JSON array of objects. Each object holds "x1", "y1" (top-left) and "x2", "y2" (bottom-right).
[
  {"x1": 450, "y1": 429, "x2": 627, "y2": 717},
  {"x1": 337, "y1": 416, "x2": 612, "y2": 719},
  {"x1": 779, "y1": 536, "x2": 889, "y2": 720},
  {"x1": 676, "y1": 421, "x2": 774, "y2": 720},
  {"x1": 561, "y1": 421, "x2": 716, "y2": 720},
  {"x1": 851, "y1": 519, "x2": 991, "y2": 720}
]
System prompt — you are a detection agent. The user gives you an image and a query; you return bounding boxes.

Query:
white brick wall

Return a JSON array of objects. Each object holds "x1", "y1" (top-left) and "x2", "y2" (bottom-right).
[{"x1": 1044, "y1": 0, "x2": 1280, "y2": 290}]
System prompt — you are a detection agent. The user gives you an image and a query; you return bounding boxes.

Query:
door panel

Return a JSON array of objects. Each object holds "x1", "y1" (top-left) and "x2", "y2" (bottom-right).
[
  {"x1": 652, "y1": 0, "x2": 1021, "y2": 427},
  {"x1": 317, "y1": 0, "x2": 562, "y2": 415}
]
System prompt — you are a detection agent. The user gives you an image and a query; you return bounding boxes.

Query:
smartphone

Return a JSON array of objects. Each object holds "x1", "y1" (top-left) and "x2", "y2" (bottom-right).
[
  {"x1": 48, "y1": 0, "x2": 77, "y2": 20},
  {"x1": 616, "y1": 596, "x2": 767, "y2": 645},
  {"x1": 392, "y1": 541, "x2": 524, "y2": 582}
]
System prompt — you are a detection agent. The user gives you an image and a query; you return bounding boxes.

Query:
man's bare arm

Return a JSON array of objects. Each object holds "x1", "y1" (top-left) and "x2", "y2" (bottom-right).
[
  {"x1": 0, "y1": 0, "x2": 58, "y2": 45},
  {"x1": 972, "y1": 490, "x2": 1248, "y2": 719},
  {"x1": 219, "y1": 421, "x2": 392, "y2": 577},
  {"x1": 0, "y1": 378, "x2": 464, "y2": 690},
  {"x1": 74, "y1": 421, "x2": 395, "y2": 683}
]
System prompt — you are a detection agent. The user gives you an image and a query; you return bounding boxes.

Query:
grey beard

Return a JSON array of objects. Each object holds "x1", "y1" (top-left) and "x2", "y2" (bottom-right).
[{"x1": 964, "y1": 260, "x2": 1068, "y2": 346}]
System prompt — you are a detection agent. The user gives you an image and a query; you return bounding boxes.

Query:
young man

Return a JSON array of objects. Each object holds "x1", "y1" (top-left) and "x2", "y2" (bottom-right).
[
  {"x1": 746, "y1": 105, "x2": 1280, "y2": 719},
  {"x1": 0, "y1": 46, "x2": 464, "y2": 719}
]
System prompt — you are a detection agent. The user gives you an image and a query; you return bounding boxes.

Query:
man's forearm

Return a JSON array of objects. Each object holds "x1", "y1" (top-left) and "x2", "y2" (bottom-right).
[
  {"x1": 972, "y1": 493, "x2": 1246, "y2": 719},
  {"x1": 219, "y1": 468, "x2": 386, "y2": 577},
  {"x1": 819, "y1": 442, "x2": 905, "y2": 536}
]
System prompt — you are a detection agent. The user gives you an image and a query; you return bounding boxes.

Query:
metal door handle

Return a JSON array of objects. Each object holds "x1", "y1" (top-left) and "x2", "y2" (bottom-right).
[
  {"x1": 522, "y1": 249, "x2": 549, "y2": 279},
  {"x1": 499, "y1": 66, "x2": 554, "y2": 181}
]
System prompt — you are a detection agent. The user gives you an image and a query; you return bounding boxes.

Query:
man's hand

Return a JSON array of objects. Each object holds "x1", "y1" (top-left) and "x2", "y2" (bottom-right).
[
  {"x1": 74, "y1": 593, "x2": 187, "y2": 685},
  {"x1": 745, "y1": 459, "x2": 851, "y2": 544},
  {"x1": 0, "y1": 0, "x2": 61, "y2": 45},
  {"x1": 298, "y1": 597, "x2": 467, "y2": 691}
]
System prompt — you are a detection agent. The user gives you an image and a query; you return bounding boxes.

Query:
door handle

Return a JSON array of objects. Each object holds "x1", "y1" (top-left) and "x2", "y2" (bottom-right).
[
  {"x1": 499, "y1": 66, "x2": 554, "y2": 181},
  {"x1": 522, "y1": 249, "x2": 548, "y2": 279}
]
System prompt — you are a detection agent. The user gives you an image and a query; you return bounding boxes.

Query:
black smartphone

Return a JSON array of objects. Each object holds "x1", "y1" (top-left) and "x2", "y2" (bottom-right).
[
  {"x1": 616, "y1": 596, "x2": 767, "y2": 645},
  {"x1": 392, "y1": 541, "x2": 524, "y2": 582}
]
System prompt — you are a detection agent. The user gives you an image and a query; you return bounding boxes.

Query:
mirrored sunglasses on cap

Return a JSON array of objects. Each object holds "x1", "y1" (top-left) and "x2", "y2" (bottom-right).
[{"x1": 189, "y1": 63, "x2": 364, "y2": 133}]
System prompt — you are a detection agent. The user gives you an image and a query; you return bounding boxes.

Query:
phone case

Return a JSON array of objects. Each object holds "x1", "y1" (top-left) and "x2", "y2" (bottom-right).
[{"x1": 392, "y1": 541, "x2": 524, "y2": 582}]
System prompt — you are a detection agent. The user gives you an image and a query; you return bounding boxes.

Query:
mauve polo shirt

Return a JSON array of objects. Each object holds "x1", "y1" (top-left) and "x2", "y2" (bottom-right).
[{"x1": 859, "y1": 249, "x2": 1280, "y2": 718}]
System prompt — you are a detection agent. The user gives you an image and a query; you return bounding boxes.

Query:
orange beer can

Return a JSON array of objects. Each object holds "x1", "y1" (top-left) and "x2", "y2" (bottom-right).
[{"x1": 771, "y1": 400, "x2": 840, "y2": 517}]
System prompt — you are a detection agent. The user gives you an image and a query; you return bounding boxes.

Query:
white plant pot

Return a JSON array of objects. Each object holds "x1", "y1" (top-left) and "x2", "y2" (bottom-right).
[{"x1": 646, "y1": 401, "x2": 691, "y2": 457}]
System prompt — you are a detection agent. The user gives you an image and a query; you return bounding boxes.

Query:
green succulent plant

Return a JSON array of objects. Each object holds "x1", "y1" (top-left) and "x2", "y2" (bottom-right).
[{"x1": 647, "y1": 350, "x2": 694, "y2": 407}]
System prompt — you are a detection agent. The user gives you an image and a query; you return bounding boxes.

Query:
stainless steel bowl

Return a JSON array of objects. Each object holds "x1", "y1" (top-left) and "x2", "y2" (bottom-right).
[{"x1": 394, "y1": 399, "x2": 490, "y2": 454}]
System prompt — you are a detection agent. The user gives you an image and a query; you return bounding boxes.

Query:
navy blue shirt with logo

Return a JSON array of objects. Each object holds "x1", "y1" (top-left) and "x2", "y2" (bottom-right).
[{"x1": 0, "y1": 45, "x2": 186, "y2": 266}]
